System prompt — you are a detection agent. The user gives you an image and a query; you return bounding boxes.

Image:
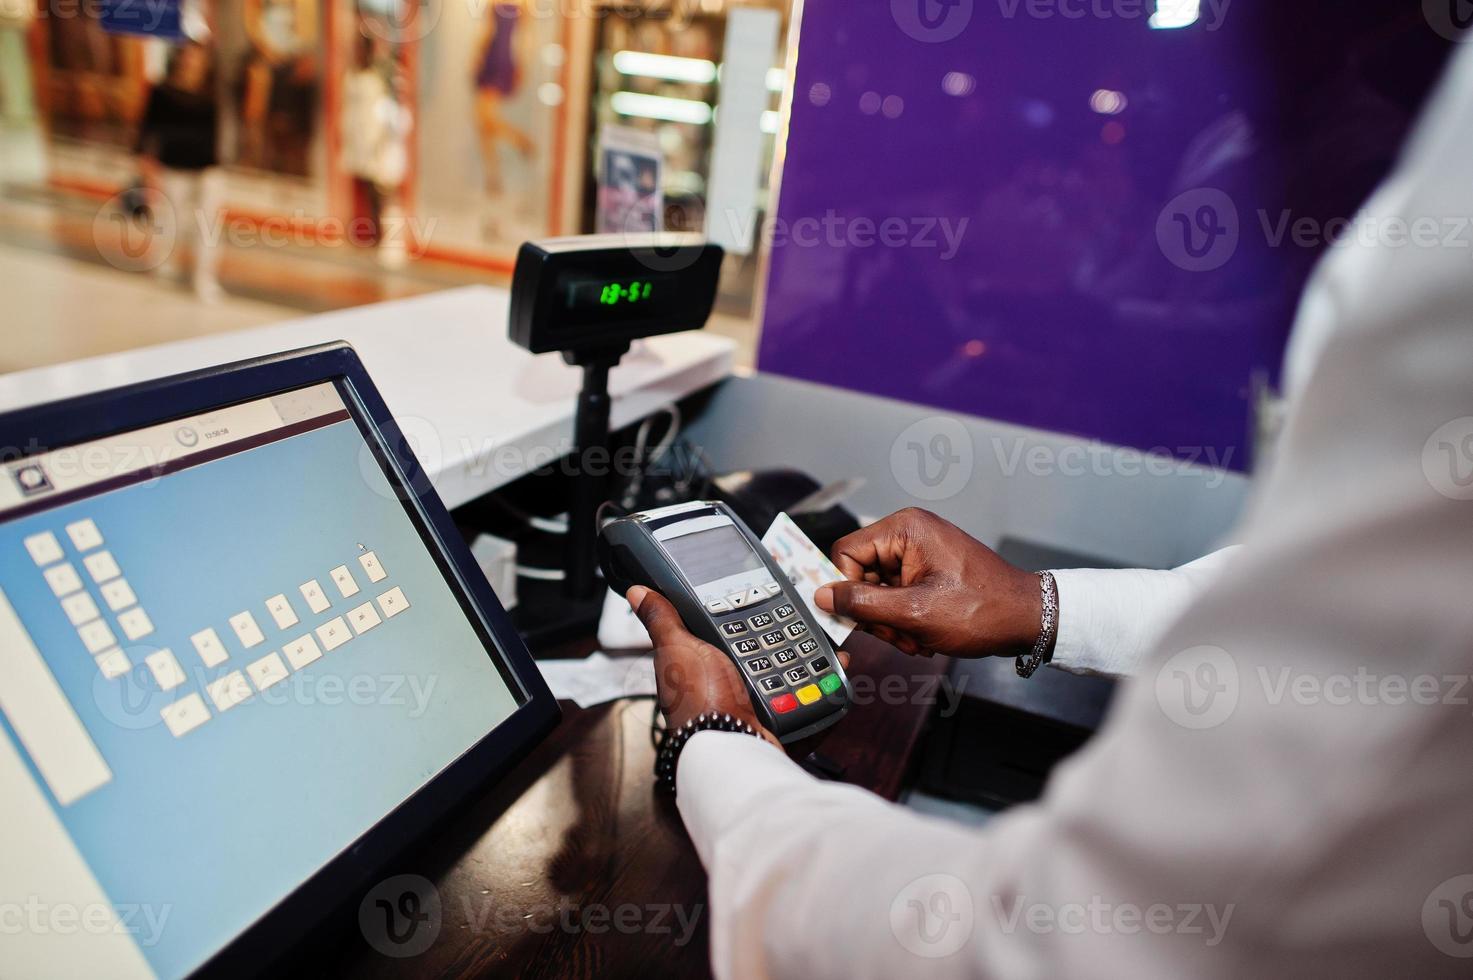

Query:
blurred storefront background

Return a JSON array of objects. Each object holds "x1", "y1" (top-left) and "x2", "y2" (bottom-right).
[{"x1": 0, "y1": 0, "x2": 790, "y2": 369}]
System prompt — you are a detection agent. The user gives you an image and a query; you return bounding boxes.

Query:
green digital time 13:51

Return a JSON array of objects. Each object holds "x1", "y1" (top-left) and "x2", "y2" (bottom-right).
[{"x1": 599, "y1": 280, "x2": 654, "y2": 305}]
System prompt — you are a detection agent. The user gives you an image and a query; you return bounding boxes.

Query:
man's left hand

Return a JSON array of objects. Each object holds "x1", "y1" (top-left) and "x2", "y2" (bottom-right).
[{"x1": 631, "y1": 587, "x2": 826, "y2": 749}]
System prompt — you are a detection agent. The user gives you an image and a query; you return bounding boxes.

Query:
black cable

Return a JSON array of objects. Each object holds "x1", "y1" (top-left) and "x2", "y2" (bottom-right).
[{"x1": 595, "y1": 499, "x2": 628, "y2": 530}]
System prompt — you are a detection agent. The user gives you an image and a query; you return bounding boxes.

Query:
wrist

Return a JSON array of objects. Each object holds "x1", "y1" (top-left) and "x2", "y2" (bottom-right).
[
  {"x1": 655, "y1": 712, "x2": 775, "y2": 793},
  {"x1": 991, "y1": 564, "x2": 1045, "y2": 656},
  {"x1": 667, "y1": 703, "x2": 778, "y2": 749}
]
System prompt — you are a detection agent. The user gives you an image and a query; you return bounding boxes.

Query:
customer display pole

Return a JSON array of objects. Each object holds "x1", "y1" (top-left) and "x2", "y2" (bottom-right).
[{"x1": 563, "y1": 343, "x2": 629, "y2": 599}]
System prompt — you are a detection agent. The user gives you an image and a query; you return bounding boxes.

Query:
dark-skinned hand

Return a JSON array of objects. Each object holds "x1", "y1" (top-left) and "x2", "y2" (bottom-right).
[
  {"x1": 813, "y1": 508, "x2": 1044, "y2": 660},
  {"x1": 627, "y1": 586, "x2": 851, "y2": 748}
]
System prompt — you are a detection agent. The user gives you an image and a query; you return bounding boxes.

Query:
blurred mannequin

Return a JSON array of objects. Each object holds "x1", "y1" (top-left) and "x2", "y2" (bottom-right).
[
  {"x1": 240, "y1": 0, "x2": 317, "y2": 175},
  {"x1": 472, "y1": 0, "x2": 533, "y2": 235},
  {"x1": 0, "y1": 0, "x2": 35, "y2": 126},
  {"x1": 136, "y1": 43, "x2": 222, "y2": 302},
  {"x1": 340, "y1": 30, "x2": 408, "y2": 255},
  {"x1": 0, "y1": 0, "x2": 43, "y2": 184}
]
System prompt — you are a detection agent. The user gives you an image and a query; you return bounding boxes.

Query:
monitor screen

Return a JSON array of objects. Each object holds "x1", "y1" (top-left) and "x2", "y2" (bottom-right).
[{"x1": 0, "y1": 381, "x2": 524, "y2": 978}]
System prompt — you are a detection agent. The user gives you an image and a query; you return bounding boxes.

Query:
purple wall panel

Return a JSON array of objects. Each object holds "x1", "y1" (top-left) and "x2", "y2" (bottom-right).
[{"x1": 758, "y1": 2, "x2": 1449, "y2": 468}]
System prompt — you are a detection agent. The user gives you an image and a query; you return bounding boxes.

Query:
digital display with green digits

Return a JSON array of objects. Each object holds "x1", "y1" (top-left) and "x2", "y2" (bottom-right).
[
  {"x1": 597, "y1": 280, "x2": 653, "y2": 305},
  {"x1": 561, "y1": 272, "x2": 679, "y2": 321},
  {"x1": 510, "y1": 239, "x2": 723, "y2": 353}
]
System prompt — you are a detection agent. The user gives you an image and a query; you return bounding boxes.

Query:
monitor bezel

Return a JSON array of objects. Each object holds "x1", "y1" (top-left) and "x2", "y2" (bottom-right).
[{"x1": 0, "y1": 341, "x2": 561, "y2": 977}]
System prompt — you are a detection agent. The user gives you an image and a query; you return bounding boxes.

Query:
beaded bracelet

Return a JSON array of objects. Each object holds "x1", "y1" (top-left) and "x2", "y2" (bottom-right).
[{"x1": 654, "y1": 712, "x2": 764, "y2": 794}]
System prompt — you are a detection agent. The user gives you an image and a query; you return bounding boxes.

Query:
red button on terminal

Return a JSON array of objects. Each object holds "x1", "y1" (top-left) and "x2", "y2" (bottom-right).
[{"x1": 770, "y1": 694, "x2": 799, "y2": 714}]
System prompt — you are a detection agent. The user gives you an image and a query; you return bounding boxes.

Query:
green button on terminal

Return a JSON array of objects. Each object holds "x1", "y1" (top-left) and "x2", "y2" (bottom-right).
[{"x1": 818, "y1": 673, "x2": 842, "y2": 695}]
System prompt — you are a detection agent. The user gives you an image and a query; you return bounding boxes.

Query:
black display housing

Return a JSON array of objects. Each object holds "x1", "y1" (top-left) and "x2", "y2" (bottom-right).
[{"x1": 508, "y1": 233, "x2": 725, "y2": 355}]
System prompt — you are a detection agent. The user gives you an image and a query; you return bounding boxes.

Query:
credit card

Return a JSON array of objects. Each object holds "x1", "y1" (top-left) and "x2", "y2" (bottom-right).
[{"x1": 762, "y1": 512, "x2": 856, "y2": 645}]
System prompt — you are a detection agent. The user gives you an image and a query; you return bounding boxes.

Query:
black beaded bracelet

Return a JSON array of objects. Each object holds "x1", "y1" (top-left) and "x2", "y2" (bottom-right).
[{"x1": 654, "y1": 712, "x2": 764, "y2": 795}]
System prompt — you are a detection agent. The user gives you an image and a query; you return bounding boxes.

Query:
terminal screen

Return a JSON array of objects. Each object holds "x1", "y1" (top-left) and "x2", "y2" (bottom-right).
[
  {"x1": 662, "y1": 524, "x2": 764, "y2": 587},
  {"x1": 0, "y1": 382, "x2": 523, "y2": 978}
]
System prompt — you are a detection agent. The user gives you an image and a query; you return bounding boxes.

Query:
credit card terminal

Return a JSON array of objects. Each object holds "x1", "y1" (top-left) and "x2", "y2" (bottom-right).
[{"x1": 598, "y1": 501, "x2": 852, "y2": 742}]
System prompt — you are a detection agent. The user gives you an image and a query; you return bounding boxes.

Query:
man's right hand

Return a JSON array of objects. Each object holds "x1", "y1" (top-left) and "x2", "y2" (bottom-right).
[{"x1": 814, "y1": 508, "x2": 1043, "y2": 659}]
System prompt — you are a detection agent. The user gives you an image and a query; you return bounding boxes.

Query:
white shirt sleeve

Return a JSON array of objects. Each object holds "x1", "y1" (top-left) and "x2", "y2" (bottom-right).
[
  {"x1": 1047, "y1": 547, "x2": 1240, "y2": 679},
  {"x1": 676, "y1": 43, "x2": 1473, "y2": 980}
]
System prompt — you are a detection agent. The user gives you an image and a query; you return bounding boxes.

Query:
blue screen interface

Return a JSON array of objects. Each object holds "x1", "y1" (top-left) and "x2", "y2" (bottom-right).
[{"x1": 0, "y1": 382, "x2": 522, "y2": 978}]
